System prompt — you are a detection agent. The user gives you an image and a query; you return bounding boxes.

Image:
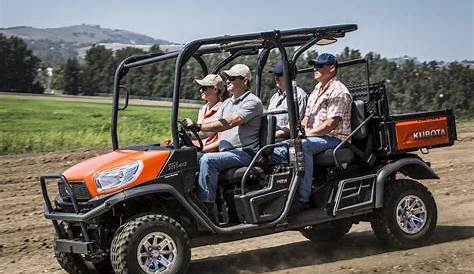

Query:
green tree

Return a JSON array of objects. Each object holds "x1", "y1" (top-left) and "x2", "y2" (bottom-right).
[
  {"x1": 0, "y1": 34, "x2": 44, "y2": 93},
  {"x1": 82, "y1": 45, "x2": 114, "y2": 95},
  {"x1": 59, "y1": 43, "x2": 472, "y2": 118},
  {"x1": 62, "y1": 58, "x2": 82, "y2": 95},
  {"x1": 114, "y1": 47, "x2": 148, "y2": 96}
]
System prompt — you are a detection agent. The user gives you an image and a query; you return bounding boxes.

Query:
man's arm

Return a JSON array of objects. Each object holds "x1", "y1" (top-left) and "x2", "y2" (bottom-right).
[
  {"x1": 197, "y1": 131, "x2": 211, "y2": 139},
  {"x1": 275, "y1": 128, "x2": 290, "y2": 138},
  {"x1": 297, "y1": 88, "x2": 308, "y2": 120},
  {"x1": 305, "y1": 89, "x2": 351, "y2": 137},
  {"x1": 301, "y1": 116, "x2": 308, "y2": 128},
  {"x1": 305, "y1": 117, "x2": 341, "y2": 137},
  {"x1": 185, "y1": 99, "x2": 262, "y2": 133},
  {"x1": 200, "y1": 115, "x2": 244, "y2": 132},
  {"x1": 202, "y1": 98, "x2": 263, "y2": 132}
]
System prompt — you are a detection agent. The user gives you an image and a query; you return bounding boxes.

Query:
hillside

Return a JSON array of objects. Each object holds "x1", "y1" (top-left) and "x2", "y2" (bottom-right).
[
  {"x1": 0, "y1": 24, "x2": 173, "y2": 64},
  {"x1": 0, "y1": 24, "x2": 170, "y2": 45}
]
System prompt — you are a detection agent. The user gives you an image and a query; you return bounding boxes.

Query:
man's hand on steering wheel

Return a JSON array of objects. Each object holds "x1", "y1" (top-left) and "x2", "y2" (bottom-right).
[
  {"x1": 182, "y1": 118, "x2": 201, "y2": 132},
  {"x1": 179, "y1": 118, "x2": 204, "y2": 152}
]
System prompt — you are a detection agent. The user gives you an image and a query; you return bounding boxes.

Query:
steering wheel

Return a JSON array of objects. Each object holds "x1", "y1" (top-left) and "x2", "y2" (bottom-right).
[{"x1": 178, "y1": 120, "x2": 203, "y2": 152}]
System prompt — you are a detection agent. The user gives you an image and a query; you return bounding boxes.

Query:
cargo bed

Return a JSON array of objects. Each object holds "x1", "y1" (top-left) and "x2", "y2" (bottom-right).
[{"x1": 375, "y1": 109, "x2": 457, "y2": 155}]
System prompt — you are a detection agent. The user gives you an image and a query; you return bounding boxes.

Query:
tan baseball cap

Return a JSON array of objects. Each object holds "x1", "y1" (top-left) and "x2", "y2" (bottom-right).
[
  {"x1": 222, "y1": 64, "x2": 252, "y2": 81},
  {"x1": 194, "y1": 74, "x2": 224, "y2": 91}
]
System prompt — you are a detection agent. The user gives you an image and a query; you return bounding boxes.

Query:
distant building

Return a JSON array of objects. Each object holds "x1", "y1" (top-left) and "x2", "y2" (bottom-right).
[
  {"x1": 388, "y1": 56, "x2": 419, "y2": 67},
  {"x1": 459, "y1": 60, "x2": 474, "y2": 69}
]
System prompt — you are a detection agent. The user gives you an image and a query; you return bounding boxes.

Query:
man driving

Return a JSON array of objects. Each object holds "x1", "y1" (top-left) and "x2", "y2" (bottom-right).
[{"x1": 183, "y1": 64, "x2": 263, "y2": 218}]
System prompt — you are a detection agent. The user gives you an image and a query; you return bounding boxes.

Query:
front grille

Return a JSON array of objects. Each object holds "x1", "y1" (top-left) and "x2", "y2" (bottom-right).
[{"x1": 58, "y1": 181, "x2": 91, "y2": 201}]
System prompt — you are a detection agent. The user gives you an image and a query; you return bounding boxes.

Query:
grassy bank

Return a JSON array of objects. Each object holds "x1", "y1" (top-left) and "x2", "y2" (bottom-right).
[{"x1": 0, "y1": 97, "x2": 197, "y2": 155}]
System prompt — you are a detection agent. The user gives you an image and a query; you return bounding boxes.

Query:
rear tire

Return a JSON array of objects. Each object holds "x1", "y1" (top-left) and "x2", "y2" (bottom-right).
[
  {"x1": 300, "y1": 220, "x2": 352, "y2": 244},
  {"x1": 110, "y1": 214, "x2": 191, "y2": 274},
  {"x1": 370, "y1": 179, "x2": 437, "y2": 249}
]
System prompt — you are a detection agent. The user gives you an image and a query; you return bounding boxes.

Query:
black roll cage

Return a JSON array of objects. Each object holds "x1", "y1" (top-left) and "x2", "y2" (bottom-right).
[{"x1": 110, "y1": 24, "x2": 358, "y2": 150}]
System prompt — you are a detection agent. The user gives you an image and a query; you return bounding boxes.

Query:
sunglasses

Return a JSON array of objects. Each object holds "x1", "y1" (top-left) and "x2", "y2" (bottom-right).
[
  {"x1": 227, "y1": 76, "x2": 244, "y2": 82},
  {"x1": 200, "y1": 86, "x2": 213, "y2": 92},
  {"x1": 274, "y1": 73, "x2": 283, "y2": 78},
  {"x1": 313, "y1": 63, "x2": 327, "y2": 69}
]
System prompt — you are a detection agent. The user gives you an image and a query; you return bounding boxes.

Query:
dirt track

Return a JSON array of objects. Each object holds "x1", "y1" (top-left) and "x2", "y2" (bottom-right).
[{"x1": 0, "y1": 123, "x2": 473, "y2": 274}]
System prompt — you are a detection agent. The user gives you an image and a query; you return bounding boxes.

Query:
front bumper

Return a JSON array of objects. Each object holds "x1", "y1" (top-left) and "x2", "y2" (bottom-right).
[
  {"x1": 55, "y1": 239, "x2": 95, "y2": 254},
  {"x1": 40, "y1": 174, "x2": 109, "y2": 254}
]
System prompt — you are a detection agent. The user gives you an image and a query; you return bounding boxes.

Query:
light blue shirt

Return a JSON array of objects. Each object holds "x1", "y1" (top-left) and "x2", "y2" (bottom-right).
[{"x1": 267, "y1": 86, "x2": 308, "y2": 130}]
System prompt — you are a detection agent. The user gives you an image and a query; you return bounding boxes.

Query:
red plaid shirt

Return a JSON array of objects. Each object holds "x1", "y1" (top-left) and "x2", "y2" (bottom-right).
[{"x1": 304, "y1": 78, "x2": 352, "y2": 140}]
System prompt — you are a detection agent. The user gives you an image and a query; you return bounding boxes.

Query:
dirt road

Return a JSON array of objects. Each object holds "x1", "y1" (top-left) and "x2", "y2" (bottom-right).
[{"x1": 1, "y1": 123, "x2": 473, "y2": 274}]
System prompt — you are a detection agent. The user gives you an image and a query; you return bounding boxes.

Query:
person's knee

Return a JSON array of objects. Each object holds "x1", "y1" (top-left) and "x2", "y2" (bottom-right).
[
  {"x1": 274, "y1": 146, "x2": 286, "y2": 156},
  {"x1": 200, "y1": 153, "x2": 218, "y2": 169},
  {"x1": 302, "y1": 138, "x2": 313, "y2": 150}
]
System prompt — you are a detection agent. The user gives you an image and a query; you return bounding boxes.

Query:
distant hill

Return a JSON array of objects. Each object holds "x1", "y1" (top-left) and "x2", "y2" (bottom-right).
[{"x1": 0, "y1": 24, "x2": 174, "y2": 64}]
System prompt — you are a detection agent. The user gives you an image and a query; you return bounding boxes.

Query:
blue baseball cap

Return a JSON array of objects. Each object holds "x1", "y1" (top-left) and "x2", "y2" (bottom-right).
[
  {"x1": 308, "y1": 53, "x2": 338, "y2": 66},
  {"x1": 269, "y1": 62, "x2": 284, "y2": 74}
]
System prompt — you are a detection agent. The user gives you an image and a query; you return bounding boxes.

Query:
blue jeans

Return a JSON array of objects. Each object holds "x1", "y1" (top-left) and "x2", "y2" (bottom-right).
[
  {"x1": 272, "y1": 136, "x2": 341, "y2": 203},
  {"x1": 198, "y1": 148, "x2": 254, "y2": 202}
]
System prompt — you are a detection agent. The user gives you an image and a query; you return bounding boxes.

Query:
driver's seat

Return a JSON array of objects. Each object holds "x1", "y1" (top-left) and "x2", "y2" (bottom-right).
[{"x1": 218, "y1": 115, "x2": 276, "y2": 186}]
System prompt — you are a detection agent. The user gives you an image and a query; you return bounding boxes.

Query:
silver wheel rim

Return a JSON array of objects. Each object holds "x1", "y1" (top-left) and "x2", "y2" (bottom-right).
[
  {"x1": 137, "y1": 232, "x2": 178, "y2": 274},
  {"x1": 396, "y1": 195, "x2": 427, "y2": 234}
]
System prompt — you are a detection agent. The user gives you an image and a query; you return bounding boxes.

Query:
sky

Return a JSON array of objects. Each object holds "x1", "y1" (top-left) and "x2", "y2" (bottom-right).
[{"x1": 1, "y1": 0, "x2": 473, "y2": 62}]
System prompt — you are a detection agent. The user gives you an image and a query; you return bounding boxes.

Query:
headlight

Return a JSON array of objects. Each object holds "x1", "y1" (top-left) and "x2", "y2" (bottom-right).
[{"x1": 95, "y1": 161, "x2": 143, "y2": 190}]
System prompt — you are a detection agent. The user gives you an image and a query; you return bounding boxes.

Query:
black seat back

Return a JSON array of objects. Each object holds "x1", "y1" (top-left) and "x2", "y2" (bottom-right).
[
  {"x1": 259, "y1": 115, "x2": 276, "y2": 147},
  {"x1": 351, "y1": 100, "x2": 367, "y2": 140}
]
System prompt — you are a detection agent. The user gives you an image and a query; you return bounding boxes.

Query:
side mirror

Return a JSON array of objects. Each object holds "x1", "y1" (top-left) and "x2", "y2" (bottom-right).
[{"x1": 118, "y1": 84, "x2": 129, "y2": 111}]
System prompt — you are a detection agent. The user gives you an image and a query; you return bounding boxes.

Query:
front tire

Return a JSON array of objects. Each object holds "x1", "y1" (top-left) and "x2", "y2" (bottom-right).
[
  {"x1": 110, "y1": 214, "x2": 191, "y2": 274},
  {"x1": 55, "y1": 250, "x2": 93, "y2": 274},
  {"x1": 370, "y1": 179, "x2": 437, "y2": 249}
]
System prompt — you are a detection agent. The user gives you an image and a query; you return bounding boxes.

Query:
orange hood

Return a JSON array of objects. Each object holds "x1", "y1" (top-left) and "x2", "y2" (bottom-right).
[{"x1": 63, "y1": 149, "x2": 171, "y2": 197}]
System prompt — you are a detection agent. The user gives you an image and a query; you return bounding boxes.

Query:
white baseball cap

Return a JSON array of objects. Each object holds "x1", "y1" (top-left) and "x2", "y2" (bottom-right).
[
  {"x1": 222, "y1": 64, "x2": 252, "y2": 81},
  {"x1": 193, "y1": 74, "x2": 225, "y2": 91}
]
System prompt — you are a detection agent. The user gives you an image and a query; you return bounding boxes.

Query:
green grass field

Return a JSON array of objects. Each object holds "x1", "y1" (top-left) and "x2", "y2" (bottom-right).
[
  {"x1": 0, "y1": 96, "x2": 197, "y2": 155},
  {"x1": 1, "y1": 94, "x2": 471, "y2": 155}
]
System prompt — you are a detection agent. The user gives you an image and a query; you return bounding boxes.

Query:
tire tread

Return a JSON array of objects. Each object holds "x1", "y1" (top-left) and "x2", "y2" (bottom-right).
[
  {"x1": 370, "y1": 179, "x2": 437, "y2": 249},
  {"x1": 110, "y1": 214, "x2": 190, "y2": 274}
]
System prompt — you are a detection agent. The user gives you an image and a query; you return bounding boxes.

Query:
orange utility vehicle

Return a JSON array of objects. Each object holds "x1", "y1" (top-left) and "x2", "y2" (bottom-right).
[{"x1": 39, "y1": 24, "x2": 457, "y2": 274}]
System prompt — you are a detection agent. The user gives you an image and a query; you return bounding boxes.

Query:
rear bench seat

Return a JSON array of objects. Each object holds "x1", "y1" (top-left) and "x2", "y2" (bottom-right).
[
  {"x1": 313, "y1": 100, "x2": 367, "y2": 166},
  {"x1": 220, "y1": 99, "x2": 368, "y2": 183}
]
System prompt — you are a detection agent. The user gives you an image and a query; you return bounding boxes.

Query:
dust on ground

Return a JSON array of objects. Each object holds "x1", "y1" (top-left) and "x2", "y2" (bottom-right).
[{"x1": 0, "y1": 123, "x2": 473, "y2": 274}]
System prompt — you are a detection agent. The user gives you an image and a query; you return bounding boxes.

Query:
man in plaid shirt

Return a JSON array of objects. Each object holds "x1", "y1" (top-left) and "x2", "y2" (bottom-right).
[{"x1": 273, "y1": 53, "x2": 352, "y2": 210}]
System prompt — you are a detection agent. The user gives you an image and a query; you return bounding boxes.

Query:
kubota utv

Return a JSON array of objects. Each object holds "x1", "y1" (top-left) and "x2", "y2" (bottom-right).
[{"x1": 39, "y1": 24, "x2": 457, "y2": 274}]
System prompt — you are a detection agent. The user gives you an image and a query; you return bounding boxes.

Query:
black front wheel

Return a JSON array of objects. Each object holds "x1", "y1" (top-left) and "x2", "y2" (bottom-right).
[
  {"x1": 55, "y1": 250, "x2": 94, "y2": 274},
  {"x1": 110, "y1": 214, "x2": 191, "y2": 274},
  {"x1": 370, "y1": 179, "x2": 437, "y2": 249}
]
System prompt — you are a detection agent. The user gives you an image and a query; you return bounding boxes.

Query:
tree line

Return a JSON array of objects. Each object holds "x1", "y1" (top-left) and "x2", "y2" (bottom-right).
[{"x1": 1, "y1": 34, "x2": 473, "y2": 117}]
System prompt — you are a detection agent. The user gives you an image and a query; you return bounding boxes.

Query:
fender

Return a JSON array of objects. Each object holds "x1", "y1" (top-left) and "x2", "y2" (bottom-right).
[
  {"x1": 105, "y1": 183, "x2": 215, "y2": 232},
  {"x1": 375, "y1": 157, "x2": 439, "y2": 208}
]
